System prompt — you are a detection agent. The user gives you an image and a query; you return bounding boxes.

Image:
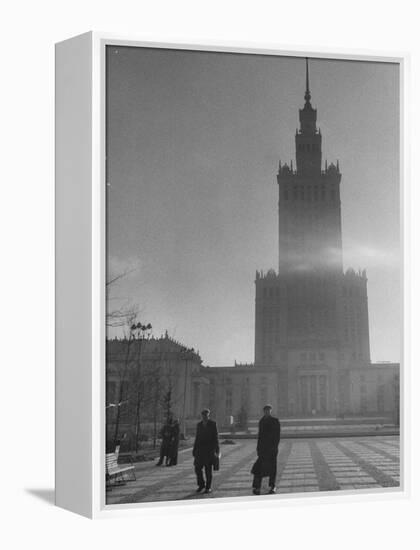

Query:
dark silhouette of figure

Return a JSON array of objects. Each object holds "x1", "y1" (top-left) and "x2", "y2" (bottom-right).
[
  {"x1": 251, "y1": 404, "x2": 281, "y2": 495},
  {"x1": 193, "y1": 409, "x2": 220, "y2": 494},
  {"x1": 168, "y1": 418, "x2": 180, "y2": 466},
  {"x1": 156, "y1": 419, "x2": 172, "y2": 466}
]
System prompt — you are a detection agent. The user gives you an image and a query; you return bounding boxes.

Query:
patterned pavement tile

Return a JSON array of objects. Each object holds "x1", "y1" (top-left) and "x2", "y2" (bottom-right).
[{"x1": 106, "y1": 435, "x2": 400, "y2": 505}]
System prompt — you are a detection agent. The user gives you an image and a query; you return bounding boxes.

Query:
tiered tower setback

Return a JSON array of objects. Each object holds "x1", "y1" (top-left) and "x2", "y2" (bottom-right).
[
  {"x1": 278, "y1": 58, "x2": 342, "y2": 275},
  {"x1": 254, "y1": 59, "x2": 371, "y2": 416}
]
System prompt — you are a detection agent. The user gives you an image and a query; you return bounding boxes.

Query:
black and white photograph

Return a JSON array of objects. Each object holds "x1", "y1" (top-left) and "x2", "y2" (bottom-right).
[{"x1": 104, "y1": 46, "x2": 400, "y2": 505}]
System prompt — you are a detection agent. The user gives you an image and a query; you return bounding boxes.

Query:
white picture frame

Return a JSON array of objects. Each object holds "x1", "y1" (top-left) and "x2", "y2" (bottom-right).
[{"x1": 55, "y1": 32, "x2": 409, "y2": 519}]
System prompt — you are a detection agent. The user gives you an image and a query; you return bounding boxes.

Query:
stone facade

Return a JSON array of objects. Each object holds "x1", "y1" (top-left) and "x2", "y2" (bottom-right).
[
  {"x1": 203, "y1": 361, "x2": 399, "y2": 429},
  {"x1": 106, "y1": 336, "x2": 209, "y2": 441}
]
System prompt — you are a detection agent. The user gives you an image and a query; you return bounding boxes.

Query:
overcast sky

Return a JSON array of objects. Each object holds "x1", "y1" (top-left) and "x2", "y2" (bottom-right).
[{"x1": 106, "y1": 47, "x2": 400, "y2": 366}]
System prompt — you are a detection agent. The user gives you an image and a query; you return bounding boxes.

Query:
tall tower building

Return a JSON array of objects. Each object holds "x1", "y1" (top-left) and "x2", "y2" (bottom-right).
[
  {"x1": 278, "y1": 59, "x2": 342, "y2": 275},
  {"x1": 254, "y1": 59, "x2": 371, "y2": 416}
]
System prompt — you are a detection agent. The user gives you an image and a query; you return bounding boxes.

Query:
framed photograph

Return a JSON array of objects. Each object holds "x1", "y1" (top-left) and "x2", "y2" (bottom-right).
[{"x1": 55, "y1": 33, "x2": 406, "y2": 518}]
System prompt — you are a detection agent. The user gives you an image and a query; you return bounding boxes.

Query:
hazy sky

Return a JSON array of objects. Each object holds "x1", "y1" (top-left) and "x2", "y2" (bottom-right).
[{"x1": 106, "y1": 47, "x2": 400, "y2": 366}]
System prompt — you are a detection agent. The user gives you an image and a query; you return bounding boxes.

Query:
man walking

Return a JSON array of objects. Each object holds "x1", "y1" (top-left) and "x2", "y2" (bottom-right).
[
  {"x1": 251, "y1": 404, "x2": 281, "y2": 495},
  {"x1": 193, "y1": 408, "x2": 220, "y2": 494}
]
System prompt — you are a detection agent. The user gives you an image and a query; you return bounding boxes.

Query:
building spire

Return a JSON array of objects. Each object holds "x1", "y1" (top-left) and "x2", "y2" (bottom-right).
[{"x1": 304, "y1": 57, "x2": 311, "y2": 104}]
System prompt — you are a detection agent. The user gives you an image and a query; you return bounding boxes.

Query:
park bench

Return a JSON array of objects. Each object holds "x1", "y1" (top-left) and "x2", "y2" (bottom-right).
[{"x1": 106, "y1": 452, "x2": 136, "y2": 486}]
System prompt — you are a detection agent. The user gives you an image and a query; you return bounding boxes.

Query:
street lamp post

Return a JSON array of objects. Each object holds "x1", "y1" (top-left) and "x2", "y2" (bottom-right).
[{"x1": 132, "y1": 321, "x2": 152, "y2": 453}]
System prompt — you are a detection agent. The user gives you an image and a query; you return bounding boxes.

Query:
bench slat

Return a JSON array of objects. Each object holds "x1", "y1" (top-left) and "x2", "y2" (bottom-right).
[
  {"x1": 106, "y1": 452, "x2": 135, "y2": 478},
  {"x1": 108, "y1": 466, "x2": 134, "y2": 475}
]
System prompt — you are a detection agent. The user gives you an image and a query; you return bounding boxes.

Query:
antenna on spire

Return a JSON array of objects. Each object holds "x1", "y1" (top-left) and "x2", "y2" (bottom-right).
[{"x1": 304, "y1": 57, "x2": 311, "y2": 104}]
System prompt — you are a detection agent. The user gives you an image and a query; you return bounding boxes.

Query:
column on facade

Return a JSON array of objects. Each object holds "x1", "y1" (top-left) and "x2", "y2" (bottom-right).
[{"x1": 298, "y1": 374, "x2": 329, "y2": 415}]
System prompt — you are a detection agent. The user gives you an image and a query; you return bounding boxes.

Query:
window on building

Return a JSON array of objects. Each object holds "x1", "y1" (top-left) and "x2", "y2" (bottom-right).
[
  {"x1": 377, "y1": 385, "x2": 385, "y2": 413},
  {"x1": 209, "y1": 379, "x2": 216, "y2": 409},
  {"x1": 309, "y1": 351, "x2": 316, "y2": 361},
  {"x1": 300, "y1": 352, "x2": 307, "y2": 362},
  {"x1": 260, "y1": 386, "x2": 268, "y2": 405},
  {"x1": 330, "y1": 190, "x2": 335, "y2": 200},
  {"x1": 319, "y1": 351, "x2": 325, "y2": 361},
  {"x1": 225, "y1": 387, "x2": 233, "y2": 415},
  {"x1": 283, "y1": 190, "x2": 288, "y2": 200},
  {"x1": 319, "y1": 376, "x2": 327, "y2": 412}
]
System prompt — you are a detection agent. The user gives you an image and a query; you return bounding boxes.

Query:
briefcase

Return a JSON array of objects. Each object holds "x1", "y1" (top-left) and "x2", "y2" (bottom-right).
[{"x1": 213, "y1": 453, "x2": 220, "y2": 471}]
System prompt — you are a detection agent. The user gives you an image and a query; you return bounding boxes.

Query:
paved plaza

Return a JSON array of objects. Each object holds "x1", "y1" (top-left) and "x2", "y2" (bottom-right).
[{"x1": 106, "y1": 436, "x2": 400, "y2": 505}]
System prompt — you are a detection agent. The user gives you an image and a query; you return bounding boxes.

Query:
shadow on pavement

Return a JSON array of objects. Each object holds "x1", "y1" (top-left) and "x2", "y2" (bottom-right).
[
  {"x1": 25, "y1": 488, "x2": 55, "y2": 505},
  {"x1": 180, "y1": 491, "x2": 211, "y2": 500}
]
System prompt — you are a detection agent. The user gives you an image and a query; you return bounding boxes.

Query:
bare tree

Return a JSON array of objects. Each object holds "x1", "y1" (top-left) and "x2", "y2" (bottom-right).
[
  {"x1": 162, "y1": 388, "x2": 173, "y2": 423},
  {"x1": 148, "y1": 363, "x2": 163, "y2": 449},
  {"x1": 109, "y1": 309, "x2": 139, "y2": 447},
  {"x1": 106, "y1": 268, "x2": 137, "y2": 328}
]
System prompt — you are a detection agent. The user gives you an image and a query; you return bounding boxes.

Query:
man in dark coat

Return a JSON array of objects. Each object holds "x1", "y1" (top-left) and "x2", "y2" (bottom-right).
[
  {"x1": 156, "y1": 419, "x2": 172, "y2": 466},
  {"x1": 193, "y1": 409, "x2": 220, "y2": 494},
  {"x1": 168, "y1": 418, "x2": 180, "y2": 466},
  {"x1": 251, "y1": 404, "x2": 281, "y2": 495}
]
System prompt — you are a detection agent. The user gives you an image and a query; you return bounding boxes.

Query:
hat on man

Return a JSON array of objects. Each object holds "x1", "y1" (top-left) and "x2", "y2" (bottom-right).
[
  {"x1": 201, "y1": 408, "x2": 210, "y2": 415},
  {"x1": 263, "y1": 404, "x2": 273, "y2": 411}
]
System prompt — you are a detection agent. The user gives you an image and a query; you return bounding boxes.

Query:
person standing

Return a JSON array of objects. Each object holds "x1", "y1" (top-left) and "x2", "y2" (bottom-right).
[
  {"x1": 251, "y1": 404, "x2": 281, "y2": 495},
  {"x1": 168, "y1": 418, "x2": 180, "y2": 466},
  {"x1": 193, "y1": 409, "x2": 220, "y2": 494},
  {"x1": 156, "y1": 419, "x2": 172, "y2": 466}
]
